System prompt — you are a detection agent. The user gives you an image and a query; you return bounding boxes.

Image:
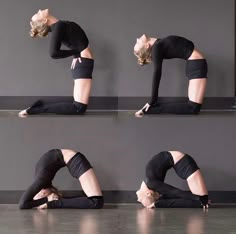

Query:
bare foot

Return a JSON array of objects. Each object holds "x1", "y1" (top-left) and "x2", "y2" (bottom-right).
[
  {"x1": 18, "y1": 109, "x2": 29, "y2": 118},
  {"x1": 135, "y1": 103, "x2": 151, "y2": 118},
  {"x1": 135, "y1": 109, "x2": 144, "y2": 118}
]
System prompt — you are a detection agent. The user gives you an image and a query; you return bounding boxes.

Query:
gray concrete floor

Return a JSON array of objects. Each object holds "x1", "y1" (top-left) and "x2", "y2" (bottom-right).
[{"x1": 1, "y1": 205, "x2": 236, "y2": 234}]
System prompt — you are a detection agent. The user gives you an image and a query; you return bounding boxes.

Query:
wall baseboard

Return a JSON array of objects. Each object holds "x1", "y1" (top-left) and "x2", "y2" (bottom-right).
[
  {"x1": 1, "y1": 191, "x2": 236, "y2": 204},
  {"x1": 0, "y1": 96, "x2": 235, "y2": 110}
]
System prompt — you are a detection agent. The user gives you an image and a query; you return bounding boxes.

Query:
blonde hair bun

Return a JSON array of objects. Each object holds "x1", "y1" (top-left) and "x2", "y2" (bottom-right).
[
  {"x1": 29, "y1": 20, "x2": 50, "y2": 38},
  {"x1": 135, "y1": 47, "x2": 152, "y2": 66}
]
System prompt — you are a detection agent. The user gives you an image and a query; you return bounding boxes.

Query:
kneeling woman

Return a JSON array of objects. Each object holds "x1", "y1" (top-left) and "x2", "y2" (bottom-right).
[
  {"x1": 19, "y1": 9, "x2": 94, "y2": 117},
  {"x1": 136, "y1": 151, "x2": 209, "y2": 208},
  {"x1": 19, "y1": 149, "x2": 103, "y2": 209},
  {"x1": 134, "y1": 34, "x2": 207, "y2": 116}
]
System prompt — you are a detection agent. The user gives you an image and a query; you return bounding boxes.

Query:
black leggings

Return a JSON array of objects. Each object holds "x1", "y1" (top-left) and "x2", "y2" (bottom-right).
[
  {"x1": 144, "y1": 100, "x2": 201, "y2": 115},
  {"x1": 47, "y1": 196, "x2": 104, "y2": 209},
  {"x1": 155, "y1": 198, "x2": 202, "y2": 208},
  {"x1": 27, "y1": 100, "x2": 87, "y2": 115}
]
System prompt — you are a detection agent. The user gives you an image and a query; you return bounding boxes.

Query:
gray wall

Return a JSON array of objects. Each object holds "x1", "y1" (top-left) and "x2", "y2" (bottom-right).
[
  {"x1": 0, "y1": 0, "x2": 234, "y2": 97},
  {"x1": 0, "y1": 115, "x2": 235, "y2": 191}
]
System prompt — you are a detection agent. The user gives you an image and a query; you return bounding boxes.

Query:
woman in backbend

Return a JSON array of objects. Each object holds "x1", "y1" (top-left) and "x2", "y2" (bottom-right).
[
  {"x1": 134, "y1": 34, "x2": 207, "y2": 117},
  {"x1": 19, "y1": 9, "x2": 94, "y2": 117},
  {"x1": 19, "y1": 149, "x2": 103, "y2": 209},
  {"x1": 136, "y1": 151, "x2": 209, "y2": 208}
]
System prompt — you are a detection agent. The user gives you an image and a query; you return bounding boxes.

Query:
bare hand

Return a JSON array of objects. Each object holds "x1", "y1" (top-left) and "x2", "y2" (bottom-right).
[
  {"x1": 71, "y1": 57, "x2": 82, "y2": 69},
  {"x1": 37, "y1": 203, "x2": 47, "y2": 209},
  {"x1": 18, "y1": 109, "x2": 28, "y2": 118},
  {"x1": 146, "y1": 203, "x2": 155, "y2": 209},
  {"x1": 202, "y1": 200, "x2": 211, "y2": 211},
  {"x1": 47, "y1": 193, "x2": 59, "y2": 202},
  {"x1": 135, "y1": 103, "x2": 151, "y2": 117},
  {"x1": 135, "y1": 109, "x2": 144, "y2": 118}
]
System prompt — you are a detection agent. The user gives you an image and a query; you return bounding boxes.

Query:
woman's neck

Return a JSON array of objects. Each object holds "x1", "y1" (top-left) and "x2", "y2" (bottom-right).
[
  {"x1": 46, "y1": 15, "x2": 59, "y2": 26},
  {"x1": 148, "y1": 37, "x2": 158, "y2": 47}
]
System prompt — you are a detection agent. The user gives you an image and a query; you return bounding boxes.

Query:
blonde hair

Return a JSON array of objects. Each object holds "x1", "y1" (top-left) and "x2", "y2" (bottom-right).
[
  {"x1": 30, "y1": 20, "x2": 50, "y2": 38},
  {"x1": 147, "y1": 191, "x2": 160, "y2": 205},
  {"x1": 134, "y1": 46, "x2": 152, "y2": 66}
]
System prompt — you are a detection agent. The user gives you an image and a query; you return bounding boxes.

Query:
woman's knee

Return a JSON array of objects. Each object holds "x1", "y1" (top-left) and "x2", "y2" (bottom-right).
[
  {"x1": 73, "y1": 101, "x2": 87, "y2": 114},
  {"x1": 188, "y1": 100, "x2": 202, "y2": 114},
  {"x1": 92, "y1": 196, "x2": 104, "y2": 209}
]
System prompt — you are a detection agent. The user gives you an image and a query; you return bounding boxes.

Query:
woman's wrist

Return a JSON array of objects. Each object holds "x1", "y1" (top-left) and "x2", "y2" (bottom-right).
[{"x1": 73, "y1": 50, "x2": 81, "y2": 58}]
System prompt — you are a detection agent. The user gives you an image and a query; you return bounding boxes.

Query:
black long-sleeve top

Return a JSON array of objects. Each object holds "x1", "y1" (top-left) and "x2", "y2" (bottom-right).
[
  {"x1": 144, "y1": 151, "x2": 199, "y2": 207},
  {"x1": 19, "y1": 149, "x2": 66, "y2": 209},
  {"x1": 149, "y1": 36, "x2": 194, "y2": 106},
  {"x1": 49, "y1": 20, "x2": 89, "y2": 59}
]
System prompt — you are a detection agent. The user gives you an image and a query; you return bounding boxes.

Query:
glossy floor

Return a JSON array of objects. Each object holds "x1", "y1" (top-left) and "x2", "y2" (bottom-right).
[
  {"x1": 0, "y1": 205, "x2": 236, "y2": 234},
  {"x1": 1, "y1": 110, "x2": 236, "y2": 118}
]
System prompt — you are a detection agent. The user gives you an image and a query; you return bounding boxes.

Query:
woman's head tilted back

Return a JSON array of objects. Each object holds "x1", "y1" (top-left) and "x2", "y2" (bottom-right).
[
  {"x1": 30, "y1": 9, "x2": 50, "y2": 38},
  {"x1": 136, "y1": 181, "x2": 160, "y2": 208},
  {"x1": 134, "y1": 34, "x2": 152, "y2": 66}
]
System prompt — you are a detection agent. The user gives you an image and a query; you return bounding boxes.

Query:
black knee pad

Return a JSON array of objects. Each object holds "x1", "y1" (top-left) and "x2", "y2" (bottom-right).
[
  {"x1": 73, "y1": 101, "x2": 87, "y2": 114},
  {"x1": 89, "y1": 196, "x2": 104, "y2": 209},
  {"x1": 188, "y1": 100, "x2": 201, "y2": 114}
]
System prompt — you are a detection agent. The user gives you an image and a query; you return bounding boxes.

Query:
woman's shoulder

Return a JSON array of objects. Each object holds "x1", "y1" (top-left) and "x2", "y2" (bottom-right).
[
  {"x1": 50, "y1": 20, "x2": 65, "y2": 31},
  {"x1": 52, "y1": 20, "x2": 76, "y2": 27},
  {"x1": 164, "y1": 35, "x2": 192, "y2": 43}
]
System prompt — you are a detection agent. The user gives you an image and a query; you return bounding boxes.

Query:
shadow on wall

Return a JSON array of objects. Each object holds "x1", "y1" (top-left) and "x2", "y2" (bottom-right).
[
  {"x1": 202, "y1": 167, "x2": 236, "y2": 191},
  {"x1": 160, "y1": 60, "x2": 188, "y2": 96},
  {"x1": 96, "y1": 162, "x2": 119, "y2": 192},
  {"x1": 90, "y1": 34, "x2": 118, "y2": 96},
  {"x1": 208, "y1": 57, "x2": 234, "y2": 96}
]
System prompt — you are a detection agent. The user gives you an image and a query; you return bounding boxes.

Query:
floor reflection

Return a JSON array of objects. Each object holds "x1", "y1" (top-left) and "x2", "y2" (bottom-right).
[{"x1": 136, "y1": 207, "x2": 208, "y2": 234}]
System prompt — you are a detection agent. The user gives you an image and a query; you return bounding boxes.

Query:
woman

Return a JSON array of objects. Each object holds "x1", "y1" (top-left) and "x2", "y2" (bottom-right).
[
  {"x1": 134, "y1": 34, "x2": 207, "y2": 117},
  {"x1": 19, "y1": 9, "x2": 94, "y2": 117},
  {"x1": 19, "y1": 149, "x2": 103, "y2": 209},
  {"x1": 136, "y1": 151, "x2": 209, "y2": 208}
]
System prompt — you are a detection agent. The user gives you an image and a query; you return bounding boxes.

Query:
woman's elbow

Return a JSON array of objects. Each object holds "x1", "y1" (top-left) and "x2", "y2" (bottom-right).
[
  {"x1": 19, "y1": 203, "x2": 27, "y2": 209},
  {"x1": 19, "y1": 201, "x2": 30, "y2": 209}
]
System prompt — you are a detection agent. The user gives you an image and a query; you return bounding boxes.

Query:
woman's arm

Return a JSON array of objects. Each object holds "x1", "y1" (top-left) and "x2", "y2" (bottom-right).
[
  {"x1": 49, "y1": 21, "x2": 80, "y2": 59},
  {"x1": 47, "y1": 196, "x2": 103, "y2": 209},
  {"x1": 146, "y1": 179, "x2": 200, "y2": 201},
  {"x1": 155, "y1": 198, "x2": 202, "y2": 208},
  {"x1": 149, "y1": 46, "x2": 163, "y2": 106},
  {"x1": 19, "y1": 179, "x2": 48, "y2": 209}
]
